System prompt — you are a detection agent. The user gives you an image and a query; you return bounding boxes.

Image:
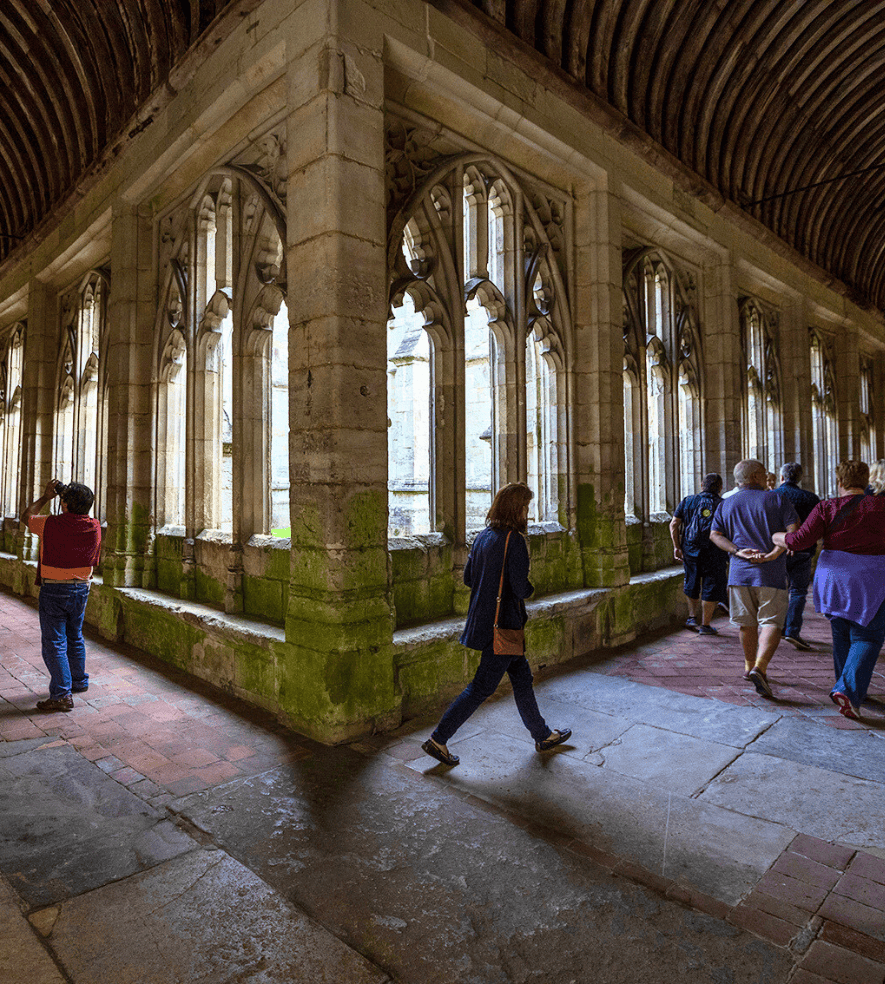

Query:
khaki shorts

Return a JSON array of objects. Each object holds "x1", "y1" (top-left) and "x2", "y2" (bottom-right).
[{"x1": 728, "y1": 585, "x2": 788, "y2": 628}]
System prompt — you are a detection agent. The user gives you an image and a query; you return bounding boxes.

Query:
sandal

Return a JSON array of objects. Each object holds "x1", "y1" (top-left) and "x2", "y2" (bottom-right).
[{"x1": 421, "y1": 738, "x2": 460, "y2": 766}]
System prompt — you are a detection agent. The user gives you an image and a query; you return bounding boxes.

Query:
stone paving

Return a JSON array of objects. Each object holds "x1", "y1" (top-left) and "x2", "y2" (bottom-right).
[{"x1": 1, "y1": 587, "x2": 884, "y2": 983}]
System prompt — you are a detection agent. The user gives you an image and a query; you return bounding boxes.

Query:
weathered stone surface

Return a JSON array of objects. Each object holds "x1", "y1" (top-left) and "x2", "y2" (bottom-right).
[
  {"x1": 45, "y1": 850, "x2": 391, "y2": 984},
  {"x1": 0, "y1": 743, "x2": 194, "y2": 906},
  {"x1": 747, "y1": 715, "x2": 885, "y2": 784},
  {"x1": 537, "y1": 671, "x2": 778, "y2": 747},
  {"x1": 405, "y1": 734, "x2": 794, "y2": 904},
  {"x1": 700, "y1": 753, "x2": 885, "y2": 851},
  {"x1": 0, "y1": 876, "x2": 65, "y2": 984},
  {"x1": 171, "y1": 750, "x2": 792, "y2": 983}
]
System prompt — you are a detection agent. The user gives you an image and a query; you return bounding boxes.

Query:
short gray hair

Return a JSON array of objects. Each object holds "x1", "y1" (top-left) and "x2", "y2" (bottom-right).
[
  {"x1": 734, "y1": 459, "x2": 764, "y2": 487},
  {"x1": 780, "y1": 462, "x2": 803, "y2": 484}
]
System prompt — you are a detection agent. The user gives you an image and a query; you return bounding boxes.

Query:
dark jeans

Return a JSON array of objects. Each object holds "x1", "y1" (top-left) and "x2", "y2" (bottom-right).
[
  {"x1": 432, "y1": 645, "x2": 551, "y2": 744},
  {"x1": 39, "y1": 582, "x2": 91, "y2": 699},
  {"x1": 829, "y1": 596, "x2": 885, "y2": 709},
  {"x1": 784, "y1": 553, "x2": 813, "y2": 638}
]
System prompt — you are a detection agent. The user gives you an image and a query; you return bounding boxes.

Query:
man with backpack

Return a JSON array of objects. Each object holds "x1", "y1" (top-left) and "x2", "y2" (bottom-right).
[{"x1": 670, "y1": 473, "x2": 729, "y2": 636}]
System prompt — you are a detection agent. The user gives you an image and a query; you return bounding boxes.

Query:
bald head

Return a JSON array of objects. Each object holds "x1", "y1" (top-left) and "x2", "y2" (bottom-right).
[{"x1": 734, "y1": 459, "x2": 766, "y2": 488}]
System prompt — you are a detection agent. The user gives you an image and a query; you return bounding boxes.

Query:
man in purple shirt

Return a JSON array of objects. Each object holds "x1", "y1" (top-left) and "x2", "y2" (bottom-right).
[{"x1": 710, "y1": 460, "x2": 798, "y2": 699}]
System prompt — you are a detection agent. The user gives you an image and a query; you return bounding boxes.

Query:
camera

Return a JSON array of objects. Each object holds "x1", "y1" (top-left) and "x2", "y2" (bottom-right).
[{"x1": 54, "y1": 481, "x2": 70, "y2": 498}]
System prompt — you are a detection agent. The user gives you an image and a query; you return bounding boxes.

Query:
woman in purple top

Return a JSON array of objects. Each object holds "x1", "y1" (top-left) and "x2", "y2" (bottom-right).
[{"x1": 773, "y1": 461, "x2": 885, "y2": 719}]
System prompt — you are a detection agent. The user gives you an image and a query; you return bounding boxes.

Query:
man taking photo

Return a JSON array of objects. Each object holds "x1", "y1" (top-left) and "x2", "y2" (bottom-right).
[{"x1": 22, "y1": 479, "x2": 102, "y2": 712}]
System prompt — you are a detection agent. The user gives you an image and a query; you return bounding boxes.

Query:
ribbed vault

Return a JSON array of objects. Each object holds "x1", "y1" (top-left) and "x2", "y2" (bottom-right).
[
  {"x1": 453, "y1": 0, "x2": 885, "y2": 312},
  {"x1": 0, "y1": 0, "x2": 238, "y2": 264}
]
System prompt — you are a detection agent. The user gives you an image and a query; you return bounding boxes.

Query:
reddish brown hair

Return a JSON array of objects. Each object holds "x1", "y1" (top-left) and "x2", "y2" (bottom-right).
[
  {"x1": 835, "y1": 460, "x2": 869, "y2": 491},
  {"x1": 487, "y1": 482, "x2": 533, "y2": 533}
]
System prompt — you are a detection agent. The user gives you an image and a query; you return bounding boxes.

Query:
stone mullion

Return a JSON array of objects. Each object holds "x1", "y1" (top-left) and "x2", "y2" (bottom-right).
[
  {"x1": 573, "y1": 186, "x2": 629, "y2": 588},
  {"x1": 450, "y1": 165, "x2": 468, "y2": 555},
  {"x1": 103, "y1": 203, "x2": 154, "y2": 589},
  {"x1": 16, "y1": 282, "x2": 56, "y2": 584},
  {"x1": 282, "y1": 10, "x2": 398, "y2": 741},
  {"x1": 226, "y1": 181, "x2": 245, "y2": 613},
  {"x1": 702, "y1": 258, "x2": 742, "y2": 480},
  {"x1": 834, "y1": 325, "x2": 860, "y2": 458},
  {"x1": 512, "y1": 188, "x2": 526, "y2": 485}
]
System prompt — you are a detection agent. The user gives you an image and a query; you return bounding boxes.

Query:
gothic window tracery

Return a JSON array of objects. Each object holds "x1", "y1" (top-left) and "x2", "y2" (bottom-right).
[
  {"x1": 54, "y1": 274, "x2": 109, "y2": 521},
  {"x1": 0, "y1": 324, "x2": 24, "y2": 518},
  {"x1": 623, "y1": 249, "x2": 703, "y2": 520},
  {"x1": 155, "y1": 136, "x2": 288, "y2": 545},
  {"x1": 738, "y1": 298, "x2": 782, "y2": 472},
  {"x1": 860, "y1": 357, "x2": 876, "y2": 464},
  {"x1": 387, "y1": 144, "x2": 571, "y2": 541},
  {"x1": 810, "y1": 331, "x2": 838, "y2": 498}
]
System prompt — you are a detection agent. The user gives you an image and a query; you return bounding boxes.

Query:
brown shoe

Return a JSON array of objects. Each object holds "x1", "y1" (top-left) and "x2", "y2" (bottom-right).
[{"x1": 36, "y1": 695, "x2": 74, "y2": 712}]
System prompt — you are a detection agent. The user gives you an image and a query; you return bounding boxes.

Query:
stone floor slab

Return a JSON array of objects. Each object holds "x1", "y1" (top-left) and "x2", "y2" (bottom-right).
[
  {"x1": 41, "y1": 849, "x2": 391, "y2": 984},
  {"x1": 0, "y1": 742, "x2": 194, "y2": 905},
  {"x1": 170, "y1": 753, "x2": 792, "y2": 984},
  {"x1": 405, "y1": 735, "x2": 794, "y2": 904},
  {"x1": 537, "y1": 671, "x2": 779, "y2": 747},
  {"x1": 700, "y1": 753, "x2": 885, "y2": 851},
  {"x1": 0, "y1": 876, "x2": 65, "y2": 984},
  {"x1": 593, "y1": 722, "x2": 741, "y2": 796},
  {"x1": 747, "y1": 715, "x2": 885, "y2": 783}
]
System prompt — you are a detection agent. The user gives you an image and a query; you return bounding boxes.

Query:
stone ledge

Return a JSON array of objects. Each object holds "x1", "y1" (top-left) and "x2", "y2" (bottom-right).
[{"x1": 114, "y1": 586, "x2": 286, "y2": 645}]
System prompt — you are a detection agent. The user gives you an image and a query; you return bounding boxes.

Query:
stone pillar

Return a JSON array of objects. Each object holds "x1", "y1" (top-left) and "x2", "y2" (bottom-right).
[
  {"x1": 777, "y1": 298, "x2": 808, "y2": 464},
  {"x1": 103, "y1": 203, "x2": 155, "y2": 589},
  {"x1": 572, "y1": 184, "x2": 630, "y2": 588},
  {"x1": 281, "y1": 2, "x2": 399, "y2": 741},
  {"x1": 702, "y1": 256, "x2": 742, "y2": 482},
  {"x1": 835, "y1": 324, "x2": 860, "y2": 458},
  {"x1": 16, "y1": 279, "x2": 57, "y2": 590}
]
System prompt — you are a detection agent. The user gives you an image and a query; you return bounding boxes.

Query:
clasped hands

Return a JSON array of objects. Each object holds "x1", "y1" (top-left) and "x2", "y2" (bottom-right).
[{"x1": 734, "y1": 547, "x2": 776, "y2": 564}]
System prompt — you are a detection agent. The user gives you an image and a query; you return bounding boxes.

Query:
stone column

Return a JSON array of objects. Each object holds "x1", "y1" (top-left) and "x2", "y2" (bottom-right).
[
  {"x1": 16, "y1": 279, "x2": 57, "y2": 591},
  {"x1": 835, "y1": 324, "x2": 860, "y2": 458},
  {"x1": 103, "y1": 203, "x2": 155, "y2": 590},
  {"x1": 702, "y1": 256, "x2": 742, "y2": 482},
  {"x1": 777, "y1": 298, "x2": 808, "y2": 464},
  {"x1": 281, "y1": 2, "x2": 399, "y2": 741},
  {"x1": 572, "y1": 184, "x2": 630, "y2": 589}
]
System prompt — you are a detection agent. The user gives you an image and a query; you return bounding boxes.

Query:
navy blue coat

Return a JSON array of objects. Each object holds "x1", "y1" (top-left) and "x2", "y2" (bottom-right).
[{"x1": 459, "y1": 527, "x2": 534, "y2": 651}]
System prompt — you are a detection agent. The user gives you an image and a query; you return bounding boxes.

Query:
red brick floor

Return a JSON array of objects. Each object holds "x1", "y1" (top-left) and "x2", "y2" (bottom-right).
[
  {"x1": 590, "y1": 603, "x2": 885, "y2": 732},
  {"x1": 0, "y1": 590, "x2": 314, "y2": 809}
]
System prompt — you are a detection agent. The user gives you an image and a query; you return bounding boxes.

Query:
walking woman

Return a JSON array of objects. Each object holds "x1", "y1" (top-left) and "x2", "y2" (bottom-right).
[
  {"x1": 422, "y1": 483, "x2": 571, "y2": 766},
  {"x1": 773, "y1": 460, "x2": 885, "y2": 719}
]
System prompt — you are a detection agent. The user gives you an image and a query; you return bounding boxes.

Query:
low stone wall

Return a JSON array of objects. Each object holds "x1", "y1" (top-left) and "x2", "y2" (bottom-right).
[{"x1": 0, "y1": 551, "x2": 683, "y2": 741}]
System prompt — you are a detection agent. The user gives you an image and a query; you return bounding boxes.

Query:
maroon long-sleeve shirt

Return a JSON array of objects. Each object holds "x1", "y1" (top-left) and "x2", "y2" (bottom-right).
[{"x1": 785, "y1": 495, "x2": 885, "y2": 555}]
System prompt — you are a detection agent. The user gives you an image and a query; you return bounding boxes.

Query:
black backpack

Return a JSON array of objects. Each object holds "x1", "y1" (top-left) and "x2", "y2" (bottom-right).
[{"x1": 683, "y1": 494, "x2": 718, "y2": 550}]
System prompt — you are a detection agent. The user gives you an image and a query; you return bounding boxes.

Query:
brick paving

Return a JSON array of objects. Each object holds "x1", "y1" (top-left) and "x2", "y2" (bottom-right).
[
  {"x1": 0, "y1": 590, "x2": 314, "y2": 811},
  {"x1": 2, "y1": 586, "x2": 884, "y2": 982},
  {"x1": 590, "y1": 604, "x2": 885, "y2": 731}
]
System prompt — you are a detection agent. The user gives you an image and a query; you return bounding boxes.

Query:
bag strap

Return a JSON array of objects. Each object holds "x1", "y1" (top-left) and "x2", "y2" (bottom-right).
[
  {"x1": 494, "y1": 531, "x2": 512, "y2": 630},
  {"x1": 826, "y1": 494, "x2": 864, "y2": 535}
]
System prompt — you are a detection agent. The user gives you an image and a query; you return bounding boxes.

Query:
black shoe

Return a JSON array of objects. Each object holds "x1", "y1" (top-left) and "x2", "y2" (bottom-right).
[
  {"x1": 685, "y1": 618, "x2": 699, "y2": 632},
  {"x1": 536, "y1": 728, "x2": 572, "y2": 752},
  {"x1": 71, "y1": 685, "x2": 89, "y2": 693},
  {"x1": 421, "y1": 738, "x2": 460, "y2": 766},
  {"x1": 748, "y1": 668, "x2": 773, "y2": 699},
  {"x1": 36, "y1": 695, "x2": 74, "y2": 712},
  {"x1": 698, "y1": 624, "x2": 718, "y2": 636},
  {"x1": 784, "y1": 635, "x2": 812, "y2": 651}
]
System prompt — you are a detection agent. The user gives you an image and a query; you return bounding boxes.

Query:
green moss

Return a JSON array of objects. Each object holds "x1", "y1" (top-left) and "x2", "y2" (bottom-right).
[
  {"x1": 195, "y1": 568, "x2": 225, "y2": 607},
  {"x1": 243, "y1": 575, "x2": 284, "y2": 623}
]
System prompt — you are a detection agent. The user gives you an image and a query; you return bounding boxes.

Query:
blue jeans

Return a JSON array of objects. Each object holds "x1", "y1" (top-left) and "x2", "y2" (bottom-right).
[
  {"x1": 39, "y1": 582, "x2": 91, "y2": 698},
  {"x1": 829, "y1": 596, "x2": 885, "y2": 708},
  {"x1": 432, "y1": 645, "x2": 551, "y2": 744},
  {"x1": 784, "y1": 553, "x2": 813, "y2": 638}
]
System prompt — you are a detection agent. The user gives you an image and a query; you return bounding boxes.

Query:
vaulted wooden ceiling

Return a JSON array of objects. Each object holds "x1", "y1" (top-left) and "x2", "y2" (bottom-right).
[
  {"x1": 0, "y1": 0, "x2": 240, "y2": 265},
  {"x1": 450, "y1": 0, "x2": 885, "y2": 311},
  {"x1": 3, "y1": 1, "x2": 885, "y2": 312}
]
